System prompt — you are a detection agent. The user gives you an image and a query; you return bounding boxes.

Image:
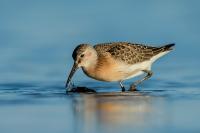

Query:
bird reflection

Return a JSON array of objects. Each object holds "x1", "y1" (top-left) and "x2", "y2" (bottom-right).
[{"x1": 70, "y1": 92, "x2": 158, "y2": 133}]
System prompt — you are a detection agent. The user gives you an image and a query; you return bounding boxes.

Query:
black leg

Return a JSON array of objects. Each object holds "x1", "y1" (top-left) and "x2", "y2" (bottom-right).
[
  {"x1": 119, "y1": 81, "x2": 126, "y2": 92},
  {"x1": 129, "y1": 70, "x2": 153, "y2": 91}
]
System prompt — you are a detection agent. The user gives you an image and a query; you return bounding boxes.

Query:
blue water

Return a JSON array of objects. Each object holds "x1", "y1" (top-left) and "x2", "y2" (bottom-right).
[{"x1": 0, "y1": 0, "x2": 200, "y2": 133}]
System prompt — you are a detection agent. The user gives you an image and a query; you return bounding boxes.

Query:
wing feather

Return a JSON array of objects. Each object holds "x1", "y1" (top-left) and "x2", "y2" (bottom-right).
[{"x1": 94, "y1": 42, "x2": 169, "y2": 64}]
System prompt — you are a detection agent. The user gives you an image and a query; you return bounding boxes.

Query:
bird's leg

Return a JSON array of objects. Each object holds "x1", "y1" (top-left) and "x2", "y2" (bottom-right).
[
  {"x1": 129, "y1": 70, "x2": 153, "y2": 91},
  {"x1": 119, "y1": 81, "x2": 126, "y2": 92}
]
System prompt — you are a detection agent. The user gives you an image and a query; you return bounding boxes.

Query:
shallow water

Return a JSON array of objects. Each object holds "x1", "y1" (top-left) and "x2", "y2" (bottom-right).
[
  {"x1": 1, "y1": 0, "x2": 200, "y2": 133},
  {"x1": 1, "y1": 77, "x2": 200, "y2": 133}
]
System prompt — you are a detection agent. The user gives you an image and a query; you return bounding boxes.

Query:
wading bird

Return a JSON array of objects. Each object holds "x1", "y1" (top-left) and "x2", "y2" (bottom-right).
[{"x1": 66, "y1": 42, "x2": 175, "y2": 92}]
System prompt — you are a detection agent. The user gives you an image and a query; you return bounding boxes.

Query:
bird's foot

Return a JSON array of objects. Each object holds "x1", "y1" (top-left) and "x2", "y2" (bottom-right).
[
  {"x1": 128, "y1": 84, "x2": 138, "y2": 91},
  {"x1": 66, "y1": 86, "x2": 96, "y2": 93}
]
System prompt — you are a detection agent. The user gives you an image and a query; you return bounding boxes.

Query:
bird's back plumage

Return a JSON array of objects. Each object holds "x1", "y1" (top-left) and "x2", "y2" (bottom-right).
[{"x1": 94, "y1": 42, "x2": 175, "y2": 65}]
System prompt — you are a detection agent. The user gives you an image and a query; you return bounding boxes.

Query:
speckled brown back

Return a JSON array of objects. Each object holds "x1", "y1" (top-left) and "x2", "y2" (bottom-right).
[{"x1": 94, "y1": 42, "x2": 174, "y2": 64}]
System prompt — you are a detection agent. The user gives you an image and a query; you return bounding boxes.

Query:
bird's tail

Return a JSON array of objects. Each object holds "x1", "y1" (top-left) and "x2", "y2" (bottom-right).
[
  {"x1": 152, "y1": 43, "x2": 175, "y2": 55},
  {"x1": 150, "y1": 43, "x2": 175, "y2": 63},
  {"x1": 161, "y1": 43, "x2": 175, "y2": 51}
]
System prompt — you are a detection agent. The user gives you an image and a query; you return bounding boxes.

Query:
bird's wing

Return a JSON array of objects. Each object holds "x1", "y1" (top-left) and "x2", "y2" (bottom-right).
[
  {"x1": 93, "y1": 43, "x2": 114, "y2": 53},
  {"x1": 102, "y1": 42, "x2": 168, "y2": 64},
  {"x1": 94, "y1": 42, "x2": 173, "y2": 64}
]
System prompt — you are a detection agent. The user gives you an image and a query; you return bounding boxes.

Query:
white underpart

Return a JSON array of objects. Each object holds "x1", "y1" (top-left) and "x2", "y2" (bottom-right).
[
  {"x1": 150, "y1": 51, "x2": 170, "y2": 63},
  {"x1": 122, "y1": 51, "x2": 171, "y2": 80}
]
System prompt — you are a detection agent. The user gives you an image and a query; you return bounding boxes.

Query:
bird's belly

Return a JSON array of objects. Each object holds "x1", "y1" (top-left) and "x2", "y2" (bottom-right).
[
  {"x1": 124, "y1": 70, "x2": 144, "y2": 80},
  {"x1": 82, "y1": 65, "x2": 143, "y2": 82},
  {"x1": 93, "y1": 70, "x2": 128, "y2": 82},
  {"x1": 96, "y1": 61, "x2": 151, "y2": 81},
  {"x1": 82, "y1": 57, "x2": 151, "y2": 82},
  {"x1": 82, "y1": 67, "x2": 124, "y2": 82}
]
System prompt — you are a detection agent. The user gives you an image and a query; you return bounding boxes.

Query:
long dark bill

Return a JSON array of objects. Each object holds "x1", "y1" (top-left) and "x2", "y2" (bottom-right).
[{"x1": 65, "y1": 63, "x2": 78, "y2": 90}]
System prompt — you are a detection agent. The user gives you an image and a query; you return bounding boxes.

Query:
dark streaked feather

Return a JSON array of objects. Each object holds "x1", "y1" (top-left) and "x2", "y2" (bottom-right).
[{"x1": 94, "y1": 42, "x2": 175, "y2": 64}]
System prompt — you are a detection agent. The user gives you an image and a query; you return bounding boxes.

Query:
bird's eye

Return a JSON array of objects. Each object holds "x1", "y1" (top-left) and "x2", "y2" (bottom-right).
[{"x1": 80, "y1": 54, "x2": 84, "y2": 58}]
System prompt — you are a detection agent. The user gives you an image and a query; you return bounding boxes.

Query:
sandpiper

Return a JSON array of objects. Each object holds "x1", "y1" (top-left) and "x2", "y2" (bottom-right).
[{"x1": 66, "y1": 42, "x2": 175, "y2": 92}]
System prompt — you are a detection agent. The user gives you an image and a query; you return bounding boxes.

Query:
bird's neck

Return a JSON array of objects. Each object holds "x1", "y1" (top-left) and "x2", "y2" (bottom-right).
[{"x1": 82, "y1": 55, "x2": 98, "y2": 78}]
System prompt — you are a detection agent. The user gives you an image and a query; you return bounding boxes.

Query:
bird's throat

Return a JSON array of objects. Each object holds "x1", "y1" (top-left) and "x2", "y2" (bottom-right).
[{"x1": 82, "y1": 61, "x2": 97, "y2": 79}]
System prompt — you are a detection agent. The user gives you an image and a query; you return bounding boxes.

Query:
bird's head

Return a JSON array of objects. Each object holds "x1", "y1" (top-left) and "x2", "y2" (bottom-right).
[{"x1": 65, "y1": 44, "x2": 97, "y2": 90}]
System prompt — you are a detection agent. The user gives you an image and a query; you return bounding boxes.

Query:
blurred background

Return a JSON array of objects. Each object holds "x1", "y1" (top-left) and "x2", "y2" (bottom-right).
[
  {"x1": 0, "y1": 0, "x2": 200, "y2": 84},
  {"x1": 0, "y1": 0, "x2": 200, "y2": 133}
]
